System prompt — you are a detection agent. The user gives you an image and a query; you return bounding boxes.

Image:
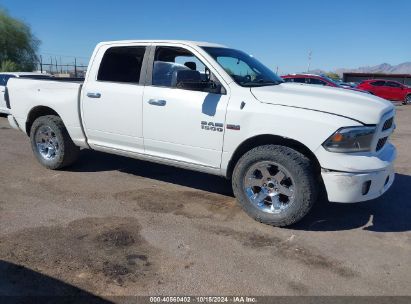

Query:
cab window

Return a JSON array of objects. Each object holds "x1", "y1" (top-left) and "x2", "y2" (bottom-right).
[
  {"x1": 97, "y1": 46, "x2": 146, "y2": 84},
  {"x1": 152, "y1": 46, "x2": 222, "y2": 93}
]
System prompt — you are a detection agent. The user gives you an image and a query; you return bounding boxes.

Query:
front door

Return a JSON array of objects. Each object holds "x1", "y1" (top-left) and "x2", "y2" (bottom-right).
[
  {"x1": 81, "y1": 45, "x2": 148, "y2": 153},
  {"x1": 370, "y1": 81, "x2": 386, "y2": 98},
  {"x1": 142, "y1": 45, "x2": 229, "y2": 168}
]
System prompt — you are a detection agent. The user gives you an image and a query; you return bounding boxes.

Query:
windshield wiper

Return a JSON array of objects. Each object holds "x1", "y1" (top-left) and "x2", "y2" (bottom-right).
[{"x1": 240, "y1": 81, "x2": 282, "y2": 87}]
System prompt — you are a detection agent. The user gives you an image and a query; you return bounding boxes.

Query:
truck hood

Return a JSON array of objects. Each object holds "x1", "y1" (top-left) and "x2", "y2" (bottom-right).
[{"x1": 251, "y1": 83, "x2": 394, "y2": 124}]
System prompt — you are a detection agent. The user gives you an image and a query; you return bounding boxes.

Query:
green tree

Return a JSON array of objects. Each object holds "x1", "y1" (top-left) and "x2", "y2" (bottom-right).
[
  {"x1": 0, "y1": 9, "x2": 40, "y2": 71},
  {"x1": 325, "y1": 72, "x2": 341, "y2": 81}
]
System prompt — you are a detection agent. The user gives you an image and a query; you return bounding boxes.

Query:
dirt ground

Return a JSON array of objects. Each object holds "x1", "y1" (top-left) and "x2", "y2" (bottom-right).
[{"x1": 0, "y1": 106, "x2": 410, "y2": 300}]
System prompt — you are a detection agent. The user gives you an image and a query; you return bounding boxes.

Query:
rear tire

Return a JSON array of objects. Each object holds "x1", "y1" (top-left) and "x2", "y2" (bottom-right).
[
  {"x1": 403, "y1": 94, "x2": 411, "y2": 105},
  {"x1": 232, "y1": 145, "x2": 318, "y2": 227},
  {"x1": 30, "y1": 115, "x2": 80, "y2": 169}
]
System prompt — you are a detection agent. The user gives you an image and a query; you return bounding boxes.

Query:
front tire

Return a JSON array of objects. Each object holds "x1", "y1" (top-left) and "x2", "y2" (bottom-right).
[
  {"x1": 232, "y1": 145, "x2": 318, "y2": 227},
  {"x1": 30, "y1": 115, "x2": 80, "y2": 169}
]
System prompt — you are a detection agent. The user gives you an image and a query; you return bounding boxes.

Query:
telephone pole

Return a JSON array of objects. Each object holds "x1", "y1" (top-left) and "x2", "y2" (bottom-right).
[{"x1": 307, "y1": 50, "x2": 312, "y2": 72}]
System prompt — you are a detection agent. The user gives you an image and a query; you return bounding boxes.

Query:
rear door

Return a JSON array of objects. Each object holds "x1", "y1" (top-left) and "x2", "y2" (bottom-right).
[
  {"x1": 385, "y1": 81, "x2": 405, "y2": 101},
  {"x1": 81, "y1": 44, "x2": 149, "y2": 153},
  {"x1": 142, "y1": 44, "x2": 229, "y2": 168}
]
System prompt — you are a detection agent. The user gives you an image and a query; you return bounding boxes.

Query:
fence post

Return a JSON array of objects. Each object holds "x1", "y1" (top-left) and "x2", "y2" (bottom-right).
[{"x1": 74, "y1": 58, "x2": 78, "y2": 78}]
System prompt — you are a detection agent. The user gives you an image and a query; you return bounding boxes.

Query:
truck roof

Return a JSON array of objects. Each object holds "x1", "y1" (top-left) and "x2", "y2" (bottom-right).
[{"x1": 98, "y1": 40, "x2": 227, "y2": 48}]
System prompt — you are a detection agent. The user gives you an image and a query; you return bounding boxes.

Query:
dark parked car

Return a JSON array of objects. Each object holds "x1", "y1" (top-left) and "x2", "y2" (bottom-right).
[{"x1": 357, "y1": 79, "x2": 411, "y2": 105}]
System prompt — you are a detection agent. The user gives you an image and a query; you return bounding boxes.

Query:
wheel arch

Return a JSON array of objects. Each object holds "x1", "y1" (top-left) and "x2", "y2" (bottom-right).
[
  {"x1": 26, "y1": 106, "x2": 60, "y2": 136},
  {"x1": 225, "y1": 134, "x2": 322, "y2": 180}
]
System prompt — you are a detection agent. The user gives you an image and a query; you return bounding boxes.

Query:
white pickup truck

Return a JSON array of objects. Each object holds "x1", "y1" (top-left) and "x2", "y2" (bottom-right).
[{"x1": 6, "y1": 40, "x2": 396, "y2": 226}]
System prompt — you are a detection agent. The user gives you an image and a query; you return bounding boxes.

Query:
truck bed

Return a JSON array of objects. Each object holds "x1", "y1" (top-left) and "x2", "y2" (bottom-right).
[{"x1": 7, "y1": 78, "x2": 88, "y2": 147}]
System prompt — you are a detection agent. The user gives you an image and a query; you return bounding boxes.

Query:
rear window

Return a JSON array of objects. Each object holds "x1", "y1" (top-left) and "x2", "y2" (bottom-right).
[{"x1": 97, "y1": 46, "x2": 146, "y2": 84}]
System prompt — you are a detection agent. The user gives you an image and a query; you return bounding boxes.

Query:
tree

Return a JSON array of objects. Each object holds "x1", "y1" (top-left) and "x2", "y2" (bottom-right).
[
  {"x1": 0, "y1": 9, "x2": 40, "y2": 71},
  {"x1": 325, "y1": 72, "x2": 341, "y2": 81}
]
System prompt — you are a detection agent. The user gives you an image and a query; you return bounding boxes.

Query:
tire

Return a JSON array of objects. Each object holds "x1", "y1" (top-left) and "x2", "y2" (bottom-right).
[
  {"x1": 30, "y1": 115, "x2": 80, "y2": 169},
  {"x1": 232, "y1": 145, "x2": 318, "y2": 227},
  {"x1": 403, "y1": 94, "x2": 411, "y2": 105}
]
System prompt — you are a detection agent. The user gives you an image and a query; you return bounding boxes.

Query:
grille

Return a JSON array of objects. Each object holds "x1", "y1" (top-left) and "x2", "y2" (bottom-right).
[
  {"x1": 382, "y1": 117, "x2": 393, "y2": 131},
  {"x1": 376, "y1": 137, "x2": 388, "y2": 151}
]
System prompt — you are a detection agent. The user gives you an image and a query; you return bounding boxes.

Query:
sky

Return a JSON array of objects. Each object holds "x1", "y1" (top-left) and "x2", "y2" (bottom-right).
[{"x1": 1, "y1": 0, "x2": 410, "y2": 74}]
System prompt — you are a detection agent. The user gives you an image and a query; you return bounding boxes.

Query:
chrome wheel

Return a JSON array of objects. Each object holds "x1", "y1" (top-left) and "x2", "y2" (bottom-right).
[
  {"x1": 34, "y1": 125, "x2": 60, "y2": 160},
  {"x1": 243, "y1": 161, "x2": 295, "y2": 214},
  {"x1": 406, "y1": 95, "x2": 411, "y2": 105}
]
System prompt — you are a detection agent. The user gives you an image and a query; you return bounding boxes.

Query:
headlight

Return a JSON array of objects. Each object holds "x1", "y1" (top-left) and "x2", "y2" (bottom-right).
[{"x1": 323, "y1": 126, "x2": 376, "y2": 153}]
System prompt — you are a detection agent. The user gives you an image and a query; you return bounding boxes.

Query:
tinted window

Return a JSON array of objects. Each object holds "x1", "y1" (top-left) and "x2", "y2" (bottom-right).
[
  {"x1": 385, "y1": 81, "x2": 402, "y2": 88},
  {"x1": 370, "y1": 81, "x2": 385, "y2": 86},
  {"x1": 97, "y1": 46, "x2": 146, "y2": 83},
  {"x1": 152, "y1": 46, "x2": 217, "y2": 91},
  {"x1": 309, "y1": 78, "x2": 327, "y2": 85},
  {"x1": 289, "y1": 77, "x2": 306, "y2": 83}
]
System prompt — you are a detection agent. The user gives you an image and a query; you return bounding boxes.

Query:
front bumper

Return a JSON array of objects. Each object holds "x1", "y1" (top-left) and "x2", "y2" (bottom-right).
[{"x1": 322, "y1": 161, "x2": 395, "y2": 203}]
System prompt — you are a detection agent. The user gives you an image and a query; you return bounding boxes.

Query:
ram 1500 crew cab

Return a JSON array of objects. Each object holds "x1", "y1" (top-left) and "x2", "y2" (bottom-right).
[{"x1": 5, "y1": 40, "x2": 396, "y2": 226}]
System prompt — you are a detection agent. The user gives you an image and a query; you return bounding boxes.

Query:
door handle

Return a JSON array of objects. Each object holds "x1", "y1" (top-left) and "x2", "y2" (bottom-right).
[
  {"x1": 87, "y1": 92, "x2": 101, "y2": 98},
  {"x1": 148, "y1": 99, "x2": 166, "y2": 106}
]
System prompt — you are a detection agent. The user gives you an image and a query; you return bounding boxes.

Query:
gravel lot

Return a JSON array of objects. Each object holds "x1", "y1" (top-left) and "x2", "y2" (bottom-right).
[{"x1": 0, "y1": 106, "x2": 410, "y2": 299}]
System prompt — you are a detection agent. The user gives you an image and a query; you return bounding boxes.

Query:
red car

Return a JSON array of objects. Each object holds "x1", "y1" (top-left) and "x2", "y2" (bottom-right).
[
  {"x1": 281, "y1": 74, "x2": 366, "y2": 93},
  {"x1": 356, "y1": 79, "x2": 411, "y2": 105}
]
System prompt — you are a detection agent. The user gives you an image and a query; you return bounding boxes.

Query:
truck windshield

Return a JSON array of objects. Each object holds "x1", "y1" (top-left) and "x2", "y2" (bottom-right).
[{"x1": 202, "y1": 47, "x2": 283, "y2": 87}]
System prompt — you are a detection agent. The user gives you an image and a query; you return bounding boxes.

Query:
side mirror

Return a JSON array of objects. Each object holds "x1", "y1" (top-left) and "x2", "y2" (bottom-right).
[{"x1": 174, "y1": 70, "x2": 222, "y2": 94}]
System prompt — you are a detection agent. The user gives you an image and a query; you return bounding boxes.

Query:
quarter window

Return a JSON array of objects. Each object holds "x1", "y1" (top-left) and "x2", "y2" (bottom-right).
[{"x1": 97, "y1": 46, "x2": 146, "y2": 83}]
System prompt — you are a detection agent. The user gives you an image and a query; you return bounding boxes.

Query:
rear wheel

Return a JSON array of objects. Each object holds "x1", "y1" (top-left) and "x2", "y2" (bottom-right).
[
  {"x1": 30, "y1": 115, "x2": 80, "y2": 169},
  {"x1": 232, "y1": 145, "x2": 318, "y2": 227},
  {"x1": 404, "y1": 94, "x2": 411, "y2": 105}
]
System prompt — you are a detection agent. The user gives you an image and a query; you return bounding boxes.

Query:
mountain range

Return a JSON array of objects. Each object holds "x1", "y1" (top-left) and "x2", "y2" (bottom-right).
[{"x1": 309, "y1": 62, "x2": 411, "y2": 76}]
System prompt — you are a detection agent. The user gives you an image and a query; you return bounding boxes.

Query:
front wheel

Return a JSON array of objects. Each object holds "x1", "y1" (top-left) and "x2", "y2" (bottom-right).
[
  {"x1": 30, "y1": 115, "x2": 80, "y2": 169},
  {"x1": 232, "y1": 145, "x2": 318, "y2": 227}
]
